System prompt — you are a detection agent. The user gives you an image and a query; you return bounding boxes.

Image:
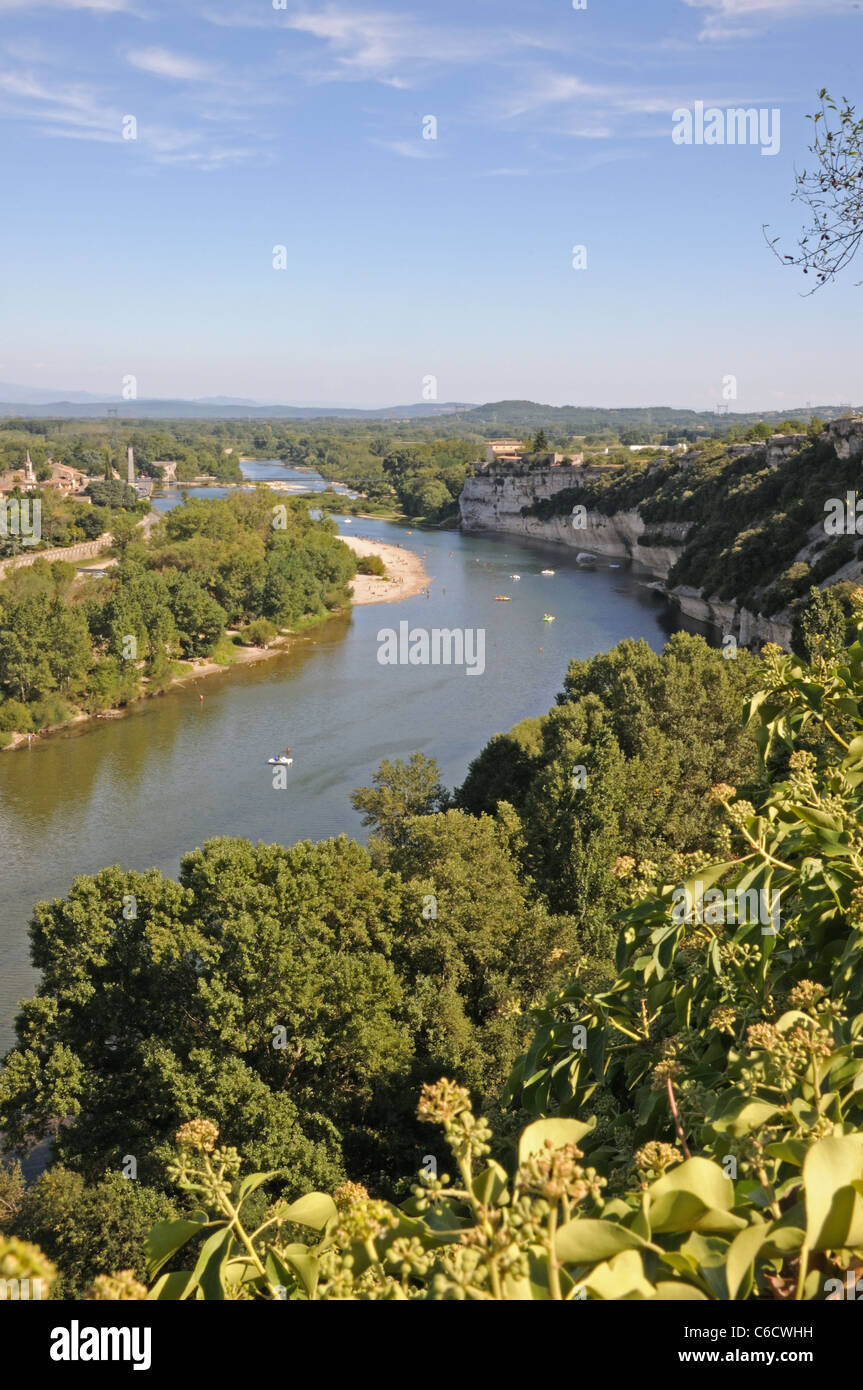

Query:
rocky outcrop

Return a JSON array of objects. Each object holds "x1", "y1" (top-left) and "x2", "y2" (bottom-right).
[
  {"x1": 670, "y1": 588, "x2": 792, "y2": 650},
  {"x1": 827, "y1": 417, "x2": 863, "y2": 461},
  {"x1": 459, "y1": 417, "x2": 863, "y2": 652},
  {"x1": 460, "y1": 470, "x2": 684, "y2": 577}
]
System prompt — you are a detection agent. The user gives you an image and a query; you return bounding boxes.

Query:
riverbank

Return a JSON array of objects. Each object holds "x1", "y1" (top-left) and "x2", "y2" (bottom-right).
[
  {"x1": 1, "y1": 534, "x2": 427, "y2": 751},
  {"x1": 342, "y1": 534, "x2": 430, "y2": 603},
  {"x1": 0, "y1": 640, "x2": 293, "y2": 751}
]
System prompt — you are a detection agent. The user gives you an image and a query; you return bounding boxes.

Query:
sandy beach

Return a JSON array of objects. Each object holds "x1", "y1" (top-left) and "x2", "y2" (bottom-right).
[{"x1": 340, "y1": 533, "x2": 431, "y2": 604}]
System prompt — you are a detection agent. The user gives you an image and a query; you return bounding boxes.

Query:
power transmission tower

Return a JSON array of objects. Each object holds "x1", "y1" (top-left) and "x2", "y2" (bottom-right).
[{"x1": 107, "y1": 407, "x2": 119, "y2": 479}]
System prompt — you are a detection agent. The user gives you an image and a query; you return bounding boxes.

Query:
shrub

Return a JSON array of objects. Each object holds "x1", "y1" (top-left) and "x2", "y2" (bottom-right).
[
  {"x1": 11, "y1": 1168, "x2": 176, "y2": 1299},
  {"x1": 0, "y1": 1160, "x2": 25, "y2": 1229},
  {"x1": 0, "y1": 699, "x2": 33, "y2": 733},
  {"x1": 356, "y1": 555, "x2": 387, "y2": 578},
  {"x1": 28, "y1": 696, "x2": 70, "y2": 731},
  {"x1": 240, "y1": 618, "x2": 278, "y2": 648}
]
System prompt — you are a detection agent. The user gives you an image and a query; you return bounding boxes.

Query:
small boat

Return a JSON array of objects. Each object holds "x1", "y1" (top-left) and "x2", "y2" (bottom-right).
[
  {"x1": 541, "y1": 569, "x2": 556, "y2": 576},
  {"x1": 268, "y1": 748, "x2": 294, "y2": 766},
  {"x1": 510, "y1": 574, "x2": 521, "y2": 580},
  {"x1": 494, "y1": 595, "x2": 511, "y2": 602},
  {"x1": 543, "y1": 614, "x2": 556, "y2": 623}
]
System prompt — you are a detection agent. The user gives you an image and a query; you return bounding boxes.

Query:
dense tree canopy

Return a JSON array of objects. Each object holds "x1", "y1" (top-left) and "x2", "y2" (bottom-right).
[
  {"x1": 0, "y1": 491, "x2": 357, "y2": 738},
  {"x1": 458, "y1": 635, "x2": 763, "y2": 936},
  {"x1": 0, "y1": 817, "x2": 580, "y2": 1196}
]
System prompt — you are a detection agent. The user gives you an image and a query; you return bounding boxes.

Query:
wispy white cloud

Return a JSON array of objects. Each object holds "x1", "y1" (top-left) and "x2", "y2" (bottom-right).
[
  {"x1": 207, "y1": 5, "x2": 548, "y2": 87},
  {"x1": 682, "y1": 0, "x2": 851, "y2": 41},
  {"x1": 496, "y1": 73, "x2": 606, "y2": 121},
  {"x1": 0, "y1": 0, "x2": 136, "y2": 11},
  {"x1": 371, "y1": 137, "x2": 438, "y2": 159},
  {"x1": 285, "y1": 6, "x2": 466, "y2": 79},
  {"x1": 493, "y1": 65, "x2": 774, "y2": 138},
  {"x1": 0, "y1": 71, "x2": 119, "y2": 138},
  {"x1": 0, "y1": 65, "x2": 267, "y2": 169},
  {"x1": 126, "y1": 47, "x2": 219, "y2": 82}
]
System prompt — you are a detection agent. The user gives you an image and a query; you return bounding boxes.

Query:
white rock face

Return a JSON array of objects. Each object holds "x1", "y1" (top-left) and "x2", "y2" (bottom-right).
[
  {"x1": 458, "y1": 468, "x2": 791, "y2": 648},
  {"x1": 670, "y1": 587, "x2": 792, "y2": 649},
  {"x1": 826, "y1": 417, "x2": 863, "y2": 461},
  {"x1": 766, "y1": 435, "x2": 807, "y2": 469},
  {"x1": 459, "y1": 471, "x2": 683, "y2": 578},
  {"x1": 459, "y1": 422, "x2": 863, "y2": 653}
]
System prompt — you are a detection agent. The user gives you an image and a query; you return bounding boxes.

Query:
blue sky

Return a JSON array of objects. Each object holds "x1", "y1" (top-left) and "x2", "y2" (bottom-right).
[{"x1": 0, "y1": 0, "x2": 860, "y2": 409}]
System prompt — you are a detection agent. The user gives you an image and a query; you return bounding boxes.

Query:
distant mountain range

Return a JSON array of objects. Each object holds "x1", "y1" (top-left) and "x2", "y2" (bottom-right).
[
  {"x1": 0, "y1": 384, "x2": 857, "y2": 429},
  {"x1": 0, "y1": 383, "x2": 478, "y2": 419}
]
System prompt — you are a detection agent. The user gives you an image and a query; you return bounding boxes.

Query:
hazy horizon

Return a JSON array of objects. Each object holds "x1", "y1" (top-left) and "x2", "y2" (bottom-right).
[{"x1": 0, "y1": 379, "x2": 859, "y2": 416}]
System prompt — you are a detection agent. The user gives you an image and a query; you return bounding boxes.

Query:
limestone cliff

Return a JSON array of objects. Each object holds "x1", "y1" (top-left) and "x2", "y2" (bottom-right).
[
  {"x1": 459, "y1": 471, "x2": 684, "y2": 577},
  {"x1": 458, "y1": 418, "x2": 863, "y2": 652}
]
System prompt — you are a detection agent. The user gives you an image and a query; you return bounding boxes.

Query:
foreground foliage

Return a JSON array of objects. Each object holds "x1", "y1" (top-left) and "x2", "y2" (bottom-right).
[
  {"x1": 143, "y1": 611, "x2": 863, "y2": 1298},
  {"x1": 9, "y1": 617, "x2": 863, "y2": 1299}
]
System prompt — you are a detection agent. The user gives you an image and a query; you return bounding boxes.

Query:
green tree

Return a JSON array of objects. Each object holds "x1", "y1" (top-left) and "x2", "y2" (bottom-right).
[
  {"x1": 413, "y1": 478, "x2": 452, "y2": 519},
  {"x1": 86, "y1": 480, "x2": 139, "y2": 509},
  {"x1": 11, "y1": 1168, "x2": 176, "y2": 1299},
  {"x1": 350, "y1": 753, "x2": 449, "y2": 847},
  {"x1": 0, "y1": 843, "x2": 414, "y2": 1189},
  {"x1": 109, "y1": 510, "x2": 141, "y2": 554},
  {"x1": 46, "y1": 600, "x2": 92, "y2": 694},
  {"x1": 0, "y1": 597, "x2": 54, "y2": 702},
  {"x1": 456, "y1": 718, "x2": 544, "y2": 815},
  {"x1": 462, "y1": 636, "x2": 763, "y2": 927},
  {"x1": 167, "y1": 574, "x2": 227, "y2": 658},
  {"x1": 381, "y1": 447, "x2": 421, "y2": 497},
  {"x1": 387, "y1": 809, "x2": 581, "y2": 1097},
  {"x1": 792, "y1": 583, "x2": 850, "y2": 663}
]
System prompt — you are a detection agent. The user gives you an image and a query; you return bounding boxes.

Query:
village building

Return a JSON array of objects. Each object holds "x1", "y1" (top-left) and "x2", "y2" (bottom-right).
[
  {"x1": 480, "y1": 440, "x2": 579, "y2": 471},
  {"x1": 0, "y1": 454, "x2": 89, "y2": 497},
  {"x1": 0, "y1": 452, "x2": 39, "y2": 495},
  {"x1": 0, "y1": 468, "x2": 30, "y2": 496},
  {"x1": 40, "y1": 461, "x2": 89, "y2": 495},
  {"x1": 484, "y1": 439, "x2": 525, "y2": 467}
]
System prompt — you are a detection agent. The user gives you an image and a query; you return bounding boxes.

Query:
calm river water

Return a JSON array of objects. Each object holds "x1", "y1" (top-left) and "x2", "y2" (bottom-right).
[{"x1": 0, "y1": 462, "x2": 679, "y2": 1049}]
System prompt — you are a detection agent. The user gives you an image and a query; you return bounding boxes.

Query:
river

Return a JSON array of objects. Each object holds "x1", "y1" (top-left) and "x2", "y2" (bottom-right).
[{"x1": 0, "y1": 461, "x2": 679, "y2": 1050}]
